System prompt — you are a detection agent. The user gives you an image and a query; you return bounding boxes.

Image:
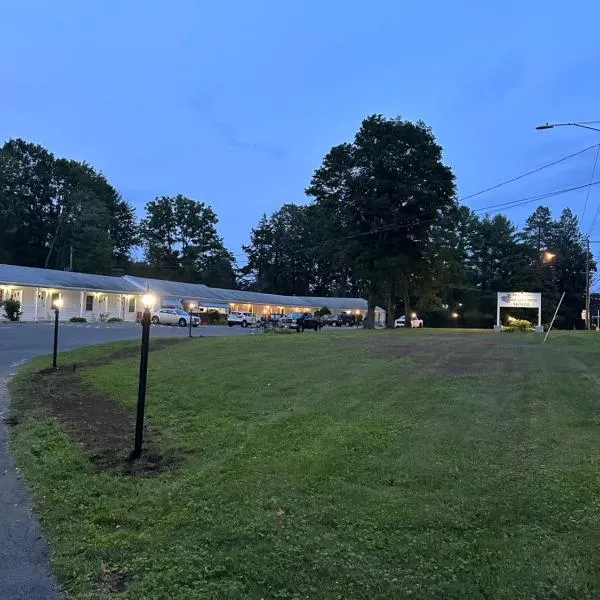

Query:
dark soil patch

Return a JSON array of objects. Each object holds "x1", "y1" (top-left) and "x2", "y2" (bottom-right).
[
  {"x1": 94, "y1": 564, "x2": 133, "y2": 595},
  {"x1": 15, "y1": 339, "x2": 188, "y2": 475}
]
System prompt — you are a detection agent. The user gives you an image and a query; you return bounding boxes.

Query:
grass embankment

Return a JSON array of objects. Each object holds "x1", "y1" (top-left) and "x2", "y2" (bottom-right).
[{"x1": 9, "y1": 330, "x2": 600, "y2": 599}]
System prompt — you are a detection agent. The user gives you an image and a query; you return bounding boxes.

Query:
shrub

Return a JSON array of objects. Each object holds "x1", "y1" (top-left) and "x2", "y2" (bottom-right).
[
  {"x1": 205, "y1": 310, "x2": 226, "y2": 325},
  {"x1": 107, "y1": 317, "x2": 123, "y2": 323},
  {"x1": 462, "y1": 309, "x2": 495, "y2": 329},
  {"x1": 503, "y1": 318, "x2": 534, "y2": 332},
  {"x1": 316, "y1": 306, "x2": 331, "y2": 317},
  {"x1": 3, "y1": 298, "x2": 21, "y2": 321},
  {"x1": 69, "y1": 317, "x2": 87, "y2": 323}
]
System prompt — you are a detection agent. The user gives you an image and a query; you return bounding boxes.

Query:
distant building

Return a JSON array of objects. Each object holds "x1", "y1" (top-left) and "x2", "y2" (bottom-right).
[{"x1": 0, "y1": 264, "x2": 386, "y2": 325}]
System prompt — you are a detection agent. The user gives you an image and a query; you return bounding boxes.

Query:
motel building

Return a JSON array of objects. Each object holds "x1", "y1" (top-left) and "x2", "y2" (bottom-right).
[{"x1": 0, "y1": 264, "x2": 387, "y2": 325}]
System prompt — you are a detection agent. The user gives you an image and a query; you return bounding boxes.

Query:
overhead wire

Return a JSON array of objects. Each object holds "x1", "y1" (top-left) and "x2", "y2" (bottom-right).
[
  {"x1": 582, "y1": 145, "x2": 600, "y2": 227},
  {"x1": 460, "y1": 143, "x2": 600, "y2": 201}
]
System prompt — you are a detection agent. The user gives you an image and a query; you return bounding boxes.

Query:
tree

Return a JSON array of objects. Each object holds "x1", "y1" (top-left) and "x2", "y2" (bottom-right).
[
  {"x1": 306, "y1": 114, "x2": 457, "y2": 326},
  {"x1": 0, "y1": 139, "x2": 137, "y2": 273},
  {"x1": 520, "y1": 205, "x2": 554, "y2": 254},
  {"x1": 140, "y1": 194, "x2": 236, "y2": 285}
]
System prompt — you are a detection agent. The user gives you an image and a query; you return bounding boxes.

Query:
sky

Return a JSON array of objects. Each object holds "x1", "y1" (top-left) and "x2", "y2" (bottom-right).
[{"x1": 3, "y1": 0, "x2": 600, "y2": 271}]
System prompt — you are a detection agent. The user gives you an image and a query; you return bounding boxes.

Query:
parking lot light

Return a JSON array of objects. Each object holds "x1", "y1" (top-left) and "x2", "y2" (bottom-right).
[
  {"x1": 52, "y1": 298, "x2": 63, "y2": 369},
  {"x1": 131, "y1": 293, "x2": 154, "y2": 460},
  {"x1": 188, "y1": 303, "x2": 196, "y2": 338}
]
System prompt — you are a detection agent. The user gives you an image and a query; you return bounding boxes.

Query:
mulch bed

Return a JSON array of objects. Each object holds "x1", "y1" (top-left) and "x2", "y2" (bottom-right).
[{"x1": 14, "y1": 337, "x2": 189, "y2": 475}]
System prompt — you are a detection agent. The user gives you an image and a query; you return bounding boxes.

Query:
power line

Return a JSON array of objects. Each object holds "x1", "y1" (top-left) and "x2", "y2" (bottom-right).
[
  {"x1": 460, "y1": 143, "x2": 600, "y2": 201},
  {"x1": 582, "y1": 145, "x2": 600, "y2": 226}
]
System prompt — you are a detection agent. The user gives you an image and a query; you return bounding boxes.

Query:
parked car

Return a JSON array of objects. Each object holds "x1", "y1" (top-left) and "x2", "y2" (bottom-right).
[
  {"x1": 394, "y1": 314, "x2": 424, "y2": 328},
  {"x1": 227, "y1": 311, "x2": 257, "y2": 328},
  {"x1": 151, "y1": 308, "x2": 200, "y2": 327},
  {"x1": 323, "y1": 313, "x2": 356, "y2": 327},
  {"x1": 279, "y1": 312, "x2": 322, "y2": 332}
]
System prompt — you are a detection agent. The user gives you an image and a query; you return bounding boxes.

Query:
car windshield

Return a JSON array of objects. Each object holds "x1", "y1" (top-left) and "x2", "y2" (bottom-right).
[
  {"x1": 288, "y1": 312, "x2": 304, "y2": 318},
  {"x1": 174, "y1": 309, "x2": 188, "y2": 316}
]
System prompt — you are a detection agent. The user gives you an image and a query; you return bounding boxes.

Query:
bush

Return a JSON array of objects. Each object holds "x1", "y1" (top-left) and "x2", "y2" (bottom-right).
[
  {"x1": 316, "y1": 306, "x2": 331, "y2": 317},
  {"x1": 69, "y1": 317, "x2": 87, "y2": 323},
  {"x1": 462, "y1": 309, "x2": 495, "y2": 329},
  {"x1": 503, "y1": 318, "x2": 534, "y2": 332},
  {"x1": 420, "y1": 308, "x2": 452, "y2": 328},
  {"x1": 3, "y1": 298, "x2": 21, "y2": 321},
  {"x1": 204, "y1": 310, "x2": 225, "y2": 325},
  {"x1": 107, "y1": 317, "x2": 123, "y2": 323}
]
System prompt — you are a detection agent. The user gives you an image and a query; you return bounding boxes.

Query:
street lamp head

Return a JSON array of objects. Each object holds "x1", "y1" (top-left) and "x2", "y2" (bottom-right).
[
  {"x1": 53, "y1": 298, "x2": 63, "y2": 309},
  {"x1": 452, "y1": 312, "x2": 459, "y2": 318},
  {"x1": 543, "y1": 251, "x2": 556, "y2": 263},
  {"x1": 536, "y1": 123, "x2": 554, "y2": 130},
  {"x1": 142, "y1": 293, "x2": 155, "y2": 309},
  {"x1": 189, "y1": 303, "x2": 196, "y2": 310}
]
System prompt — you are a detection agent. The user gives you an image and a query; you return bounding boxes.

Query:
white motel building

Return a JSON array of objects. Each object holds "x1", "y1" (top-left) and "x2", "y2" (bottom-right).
[{"x1": 0, "y1": 264, "x2": 386, "y2": 325}]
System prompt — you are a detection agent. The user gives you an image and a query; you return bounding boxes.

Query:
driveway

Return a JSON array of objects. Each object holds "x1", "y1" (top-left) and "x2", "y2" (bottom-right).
[{"x1": 0, "y1": 321, "x2": 249, "y2": 599}]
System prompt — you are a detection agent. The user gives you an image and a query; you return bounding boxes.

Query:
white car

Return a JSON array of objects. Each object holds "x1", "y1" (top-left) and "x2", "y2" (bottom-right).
[
  {"x1": 394, "y1": 315, "x2": 424, "y2": 328},
  {"x1": 227, "y1": 311, "x2": 257, "y2": 328},
  {"x1": 151, "y1": 308, "x2": 200, "y2": 327}
]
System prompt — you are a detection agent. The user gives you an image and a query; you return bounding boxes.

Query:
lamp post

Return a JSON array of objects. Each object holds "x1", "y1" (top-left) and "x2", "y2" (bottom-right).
[
  {"x1": 536, "y1": 122, "x2": 600, "y2": 330},
  {"x1": 188, "y1": 303, "x2": 196, "y2": 338},
  {"x1": 52, "y1": 298, "x2": 63, "y2": 369},
  {"x1": 131, "y1": 293, "x2": 155, "y2": 460}
]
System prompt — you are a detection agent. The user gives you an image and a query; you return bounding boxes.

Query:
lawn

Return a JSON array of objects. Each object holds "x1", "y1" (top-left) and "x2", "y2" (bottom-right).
[{"x1": 9, "y1": 330, "x2": 600, "y2": 599}]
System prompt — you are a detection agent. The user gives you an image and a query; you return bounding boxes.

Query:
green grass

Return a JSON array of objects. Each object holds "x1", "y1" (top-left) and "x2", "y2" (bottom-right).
[{"x1": 9, "y1": 330, "x2": 600, "y2": 599}]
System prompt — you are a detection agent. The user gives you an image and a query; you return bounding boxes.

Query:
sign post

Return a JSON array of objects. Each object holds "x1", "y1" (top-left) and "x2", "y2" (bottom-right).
[{"x1": 495, "y1": 292, "x2": 543, "y2": 332}]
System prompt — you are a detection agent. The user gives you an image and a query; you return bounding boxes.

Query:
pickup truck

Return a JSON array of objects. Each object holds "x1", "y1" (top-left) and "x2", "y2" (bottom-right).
[
  {"x1": 227, "y1": 311, "x2": 257, "y2": 328},
  {"x1": 394, "y1": 315, "x2": 424, "y2": 328},
  {"x1": 279, "y1": 312, "x2": 322, "y2": 332}
]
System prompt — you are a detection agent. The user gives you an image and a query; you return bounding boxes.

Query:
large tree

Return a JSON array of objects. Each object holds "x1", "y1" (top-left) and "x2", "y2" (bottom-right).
[
  {"x1": 0, "y1": 138, "x2": 136, "y2": 273},
  {"x1": 140, "y1": 194, "x2": 236, "y2": 285},
  {"x1": 306, "y1": 114, "x2": 457, "y2": 326}
]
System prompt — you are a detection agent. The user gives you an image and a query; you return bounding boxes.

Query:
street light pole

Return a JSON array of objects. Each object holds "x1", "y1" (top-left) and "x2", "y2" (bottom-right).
[
  {"x1": 536, "y1": 121, "x2": 600, "y2": 330},
  {"x1": 188, "y1": 303, "x2": 195, "y2": 338},
  {"x1": 52, "y1": 298, "x2": 63, "y2": 369},
  {"x1": 131, "y1": 293, "x2": 155, "y2": 460},
  {"x1": 586, "y1": 237, "x2": 591, "y2": 330},
  {"x1": 536, "y1": 122, "x2": 600, "y2": 133}
]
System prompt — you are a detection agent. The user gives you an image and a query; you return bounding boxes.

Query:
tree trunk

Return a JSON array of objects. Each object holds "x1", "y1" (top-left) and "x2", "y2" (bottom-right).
[
  {"x1": 364, "y1": 293, "x2": 376, "y2": 328},
  {"x1": 386, "y1": 291, "x2": 395, "y2": 328},
  {"x1": 402, "y1": 278, "x2": 411, "y2": 322}
]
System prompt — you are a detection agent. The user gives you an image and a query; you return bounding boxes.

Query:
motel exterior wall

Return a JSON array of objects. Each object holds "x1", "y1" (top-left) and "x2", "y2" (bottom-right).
[
  {"x1": 0, "y1": 265, "x2": 386, "y2": 325},
  {"x1": 0, "y1": 284, "x2": 141, "y2": 322}
]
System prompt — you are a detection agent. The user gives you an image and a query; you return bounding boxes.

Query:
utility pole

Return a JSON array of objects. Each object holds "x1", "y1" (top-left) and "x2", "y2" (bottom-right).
[{"x1": 586, "y1": 236, "x2": 591, "y2": 330}]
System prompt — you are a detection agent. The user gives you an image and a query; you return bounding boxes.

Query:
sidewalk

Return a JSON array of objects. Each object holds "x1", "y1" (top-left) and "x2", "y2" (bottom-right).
[{"x1": 0, "y1": 377, "x2": 62, "y2": 600}]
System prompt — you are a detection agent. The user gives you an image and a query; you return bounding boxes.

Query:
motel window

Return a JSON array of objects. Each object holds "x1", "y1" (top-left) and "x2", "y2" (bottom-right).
[
  {"x1": 85, "y1": 295, "x2": 94, "y2": 311},
  {"x1": 128, "y1": 297, "x2": 136, "y2": 312}
]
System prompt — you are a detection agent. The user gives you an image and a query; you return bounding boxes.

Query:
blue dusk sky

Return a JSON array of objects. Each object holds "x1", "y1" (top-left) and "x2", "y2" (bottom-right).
[{"x1": 2, "y1": 0, "x2": 600, "y2": 270}]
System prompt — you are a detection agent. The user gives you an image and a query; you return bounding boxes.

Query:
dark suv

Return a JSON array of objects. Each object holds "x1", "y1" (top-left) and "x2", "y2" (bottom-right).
[
  {"x1": 323, "y1": 313, "x2": 356, "y2": 327},
  {"x1": 280, "y1": 312, "x2": 322, "y2": 332}
]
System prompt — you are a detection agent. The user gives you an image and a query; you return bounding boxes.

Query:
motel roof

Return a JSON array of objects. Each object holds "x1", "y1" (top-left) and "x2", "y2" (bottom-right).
[
  {"x1": 0, "y1": 264, "x2": 141, "y2": 294},
  {"x1": 0, "y1": 264, "x2": 376, "y2": 312}
]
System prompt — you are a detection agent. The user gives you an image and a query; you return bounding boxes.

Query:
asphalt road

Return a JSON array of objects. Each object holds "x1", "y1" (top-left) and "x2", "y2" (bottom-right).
[{"x1": 0, "y1": 321, "x2": 249, "y2": 600}]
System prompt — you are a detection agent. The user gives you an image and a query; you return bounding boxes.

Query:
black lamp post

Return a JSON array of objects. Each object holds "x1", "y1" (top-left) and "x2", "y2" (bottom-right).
[
  {"x1": 188, "y1": 303, "x2": 196, "y2": 338},
  {"x1": 52, "y1": 298, "x2": 63, "y2": 369},
  {"x1": 131, "y1": 293, "x2": 155, "y2": 460}
]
